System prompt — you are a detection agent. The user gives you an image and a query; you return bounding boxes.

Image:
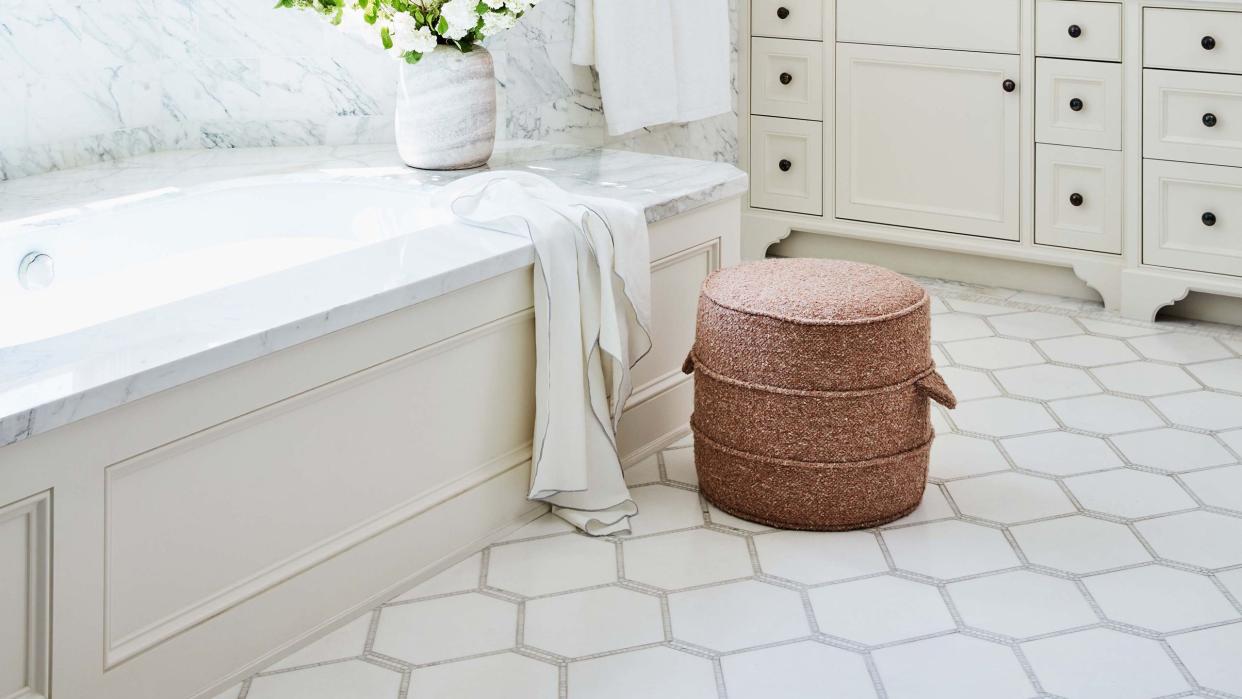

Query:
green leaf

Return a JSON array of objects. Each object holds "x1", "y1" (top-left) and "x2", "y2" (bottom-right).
[
  {"x1": 380, "y1": 25, "x2": 393, "y2": 49},
  {"x1": 404, "y1": 50, "x2": 424, "y2": 64}
]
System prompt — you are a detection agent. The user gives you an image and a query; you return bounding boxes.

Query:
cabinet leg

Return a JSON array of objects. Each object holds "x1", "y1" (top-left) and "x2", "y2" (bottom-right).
[
  {"x1": 1120, "y1": 270, "x2": 1190, "y2": 322},
  {"x1": 741, "y1": 215, "x2": 793, "y2": 262},
  {"x1": 1072, "y1": 261, "x2": 1124, "y2": 312}
]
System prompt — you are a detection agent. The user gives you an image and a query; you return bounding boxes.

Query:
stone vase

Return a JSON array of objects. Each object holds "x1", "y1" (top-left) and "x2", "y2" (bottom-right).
[{"x1": 395, "y1": 47, "x2": 497, "y2": 170}]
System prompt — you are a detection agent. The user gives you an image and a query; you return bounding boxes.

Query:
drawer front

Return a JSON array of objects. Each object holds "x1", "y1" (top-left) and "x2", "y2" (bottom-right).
[
  {"x1": 750, "y1": 116, "x2": 823, "y2": 216},
  {"x1": 837, "y1": 0, "x2": 1020, "y2": 54},
  {"x1": 1036, "y1": 0, "x2": 1122, "y2": 62},
  {"x1": 1144, "y1": 69, "x2": 1242, "y2": 168},
  {"x1": 752, "y1": 0, "x2": 822, "y2": 41},
  {"x1": 1036, "y1": 58, "x2": 1123, "y2": 150},
  {"x1": 751, "y1": 37, "x2": 824, "y2": 121},
  {"x1": 1036, "y1": 144, "x2": 1123, "y2": 254},
  {"x1": 1145, "y1": 8, "x2": 1242, "y2": 74},
  {"x1": 1144, "y1": 159, "x2": 1242, "y2": 277}
]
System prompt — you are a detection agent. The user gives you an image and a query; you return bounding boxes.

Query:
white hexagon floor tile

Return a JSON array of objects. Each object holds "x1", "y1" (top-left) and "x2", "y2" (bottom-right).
[
  {"x1": 946, "y1": 570, "x2": 1096, "y2": 638},
  {"x1": 625, "y1": 483, "x2": 704, "y2": 536},
  {"x1": 950, "y1": 397, "x2": 1058, "y2": 437},
  {"x1": 943, "y1": 337, "x2": 1045, "y2": 370},
  {"x1": 1181, "y1": 465, "x2": 1242, "y2": 511},
  {"x1": 872, "y1": 634, "x2": 1035, "y2": 699},
  {"x1": 524, "y1": 586, "x2": 664, "y2": 657},
  {"x1": 1168, "y1": 622, "x2": 1242, "y2": 697},
  {"x1": 568, "y1": 646, "x2": 717, "y2": 699},
  {"x1": 720, "y1": 641, "x2": 876, "y2": 699},
  {"x1": 946, "y1": 472, "x2": 1076, "y2": 523},
  {"x1": 622, "y1": 528, "x2": 752, "y2": 589},
  {"x1": 705, "y1": 502, "x2": 772, "y2": 533},
  {"x1": 373, "y1": 593, "x2": 517, "y2": 665},
  {"x1": 1091, "y1": 361, "x2": 1200, "y2": 396},
  {"x1": 993, "y1": 364, "x2": 1101, "y2": 400},
  {"x1": 661, "y1": 447, "x2": 698, "y2": 486},
  {"x1": 1000, "y1": 431, "x2": 1123, "y2": 475},
  {"x1": 989, "y1": 311, "x2": 1083, "y2": 340},
  {"x1": 1022, "y1": 628, "x2": 1191, "y2": 699},
  {"x1": 929, "y1": 434, "x2": 1011, "y2": 479},
  {"x1": 487, "y1": 535, "x2": 617, "y2": 596},
  {"x1": 882, "y1": 520, "x2": 1021, "y2": 579},
  {"x1": 1010, "y1": 516, "x2": 1152, "y2": 574},
  {"x1": 1152, "y1": 391, "x2": 1242, "y2": 431},
  {"x1": 754, "y1": 529, "x2": 887, "y2": 584},
  {"x1": 1048, "y1": 394, "x2": 1165, "y2": 434},
  {"x1": 668, "y1": 580, "x2": 809, "y2": 651},
  {"x1": 1083, "y1": 565, "x2": 1239, "y2": 632},
  {"x1": 1037, "y1": 335, "x2": 1139, "y2": 367},
  {"x1": 1135, "y1": 511, "x2": 1242, "y2": 569},
  {"x1": 937, "y1": 366, "x2": 1001, "y2": 401},
  {"x1": 808, "y1": 575, "x2": 955, "y2": 645},
  {"x1": 1129, "y1": 333, "x2": 1233, "y2": 363},
  {"x1": 409, "y1": 653, "x2": 557, "y2": 699},
  {"x1": 246, "y1": 660, "x2": 402, "y2": 699},
  {"x1": 1188, "y1": 357, "x2": 1242, "y2": 393},
  {"x1": 1110, "y1": 428, "x2": 1235, "y2": 472},
  {"x1": 932, "y1": 312, "x2": 994, "y2": 342},
  {"x1": 1065, "y1": 469, "x2": 1197, "y2": 518}
]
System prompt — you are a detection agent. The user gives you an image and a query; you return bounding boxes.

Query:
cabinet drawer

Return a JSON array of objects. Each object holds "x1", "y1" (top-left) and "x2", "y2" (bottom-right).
[
  {"x1": 1144, "y1": 159, "x2": 1242, "y2": 277},
  {"x1": 1037, "y1": 0, "x2": 1122, "y2": 62},
  {"x1": 752, "y1": 0, "x2": 822, "y2": 41},
  {"x1": 1036, "y1": 144, "x2": 1123, "y2": 254},
  {"x1": 835, "y1": 44, "x2": 1020, "y2": 240},
  {"x1": 751, "y1": 37, "x2": 823, "y2": 121},
  {"x1": 750, "y1": 116, "x2": 823, "y2": 216},
  {"x1": 1144, "y1": 69, "x2": 1242, "y2": 168},
  {"x1": 1145, "y1": 8, "x2": 1242, "y2": 74},
  {"x1": 837, "y1": 0, "x2": 1020, "y2": 54},
  {"x1": 1036, "y1": 58, "x2": 1123, "y2": 150}
]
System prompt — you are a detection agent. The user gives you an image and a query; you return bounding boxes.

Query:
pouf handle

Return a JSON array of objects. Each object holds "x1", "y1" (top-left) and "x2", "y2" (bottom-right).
[
  {"x1": 682, "y1": 351, "x2": 695, "y2": 375},
  {"x1": 915, "y1": 371, "x2": 957, "y2": 409}
]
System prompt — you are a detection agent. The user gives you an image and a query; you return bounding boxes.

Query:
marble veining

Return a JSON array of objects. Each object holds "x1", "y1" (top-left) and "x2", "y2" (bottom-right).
[
  {"x1": 0, "y1": 0, "x2": 739, "y2": 181},
  {"x1": 0, "y1": 142, "x2": 748, "y2": 448}
]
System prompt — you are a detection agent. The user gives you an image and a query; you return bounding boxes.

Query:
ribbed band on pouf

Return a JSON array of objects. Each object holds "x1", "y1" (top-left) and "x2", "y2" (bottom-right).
[{"x1": 683, "y1": 259, "x2": 957, "y2": 531}]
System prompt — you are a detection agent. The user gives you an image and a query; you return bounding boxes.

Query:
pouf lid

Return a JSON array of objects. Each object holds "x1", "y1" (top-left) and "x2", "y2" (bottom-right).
[{"x1": 702, "y1": 259, "x2": 926, "y2": 325}]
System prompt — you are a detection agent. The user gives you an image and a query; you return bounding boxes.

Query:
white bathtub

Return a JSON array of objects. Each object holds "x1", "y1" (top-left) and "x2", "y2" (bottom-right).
[{"x1": 1, "y1": 178, "x2": 449, "y2": 348}]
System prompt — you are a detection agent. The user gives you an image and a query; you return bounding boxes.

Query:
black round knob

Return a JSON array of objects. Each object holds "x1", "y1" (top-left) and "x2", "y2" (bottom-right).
[
  {"x1": 1203, "y1": 211, "x2": 1217, "y2": 226},
  {"x1": 1003, "y1": 79, "x2": 1017, "y2": 93},
  {"x1": 1070, "y1": 193, "x2": 1084, "y2": 207},
  {"x1": 779, "y1": 72, "x2": 793, "y2": 85},
  {"x1": 1204, "y1": 113, "x2": 1218, "y2": 127},
  {"x1": 1203, "y1": 35, "x2": 1217, "y2": 50},
  {"x1": 778, "y1": 159, "x2": 792, "y2": 172},
  {"x1": 1070, "y1": 98, "x2": 1084, "y2": 112},
  {"x1": 1068, "y1": 24, "x2": 1082, "y2": 38},
  {"x1": 776, "y1": 6, "x2": 789, "y2": 19}
]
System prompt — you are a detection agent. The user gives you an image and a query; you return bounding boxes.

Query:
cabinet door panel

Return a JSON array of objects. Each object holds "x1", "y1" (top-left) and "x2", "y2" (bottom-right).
[{"x1": 836, "y1": 44, "x2": 1021, "y2": 240}]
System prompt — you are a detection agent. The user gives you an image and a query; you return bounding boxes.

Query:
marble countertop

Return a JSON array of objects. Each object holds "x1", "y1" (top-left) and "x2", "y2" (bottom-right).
[{"x1": 0, "y1": 142, "x2": 747, "y2": 448}]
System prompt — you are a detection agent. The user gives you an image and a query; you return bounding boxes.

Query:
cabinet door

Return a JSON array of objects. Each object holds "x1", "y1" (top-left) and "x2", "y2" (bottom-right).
[{"x1": 836, "y1": 44, "x2": 1022, "y2": 240}]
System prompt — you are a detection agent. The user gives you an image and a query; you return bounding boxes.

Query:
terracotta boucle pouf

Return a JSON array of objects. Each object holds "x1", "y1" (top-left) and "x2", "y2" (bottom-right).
[{"x1": 683, "y1": 259, "x2": 957, "y2": 530}]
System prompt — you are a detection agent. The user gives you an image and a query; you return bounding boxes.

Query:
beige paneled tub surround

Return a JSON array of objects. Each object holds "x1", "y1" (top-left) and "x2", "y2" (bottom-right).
[{"x1": 0, "y1": 143, "x2": 746, "y2": 699}]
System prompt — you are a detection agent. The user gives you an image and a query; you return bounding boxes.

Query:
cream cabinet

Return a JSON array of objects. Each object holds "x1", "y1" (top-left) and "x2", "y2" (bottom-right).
[
  {"x1": 743, "y1": 0, "x2": 1242, "y2": 321},
  {"x1": 835, "y1": 44, "x2": 1021, "y2": 240}
]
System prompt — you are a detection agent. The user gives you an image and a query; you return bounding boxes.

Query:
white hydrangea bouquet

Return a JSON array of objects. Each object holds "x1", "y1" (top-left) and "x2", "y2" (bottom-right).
[{"x1": 278, "y1": 0, "x2": 540, "y2": 63}]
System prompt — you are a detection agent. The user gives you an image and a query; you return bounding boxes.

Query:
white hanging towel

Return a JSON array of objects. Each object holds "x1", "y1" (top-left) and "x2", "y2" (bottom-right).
[
  {"x1": 437, "y1": 172, "x2": 652, "y2": 536},
  {"x1": 572, "y1": 0, "x2": 732, "y2": 136}
]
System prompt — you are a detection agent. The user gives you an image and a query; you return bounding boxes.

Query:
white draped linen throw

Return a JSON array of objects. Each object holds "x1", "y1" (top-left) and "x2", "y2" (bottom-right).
[{"x1": 437, "y1": 172, "x2": 652, "y2": 535}]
